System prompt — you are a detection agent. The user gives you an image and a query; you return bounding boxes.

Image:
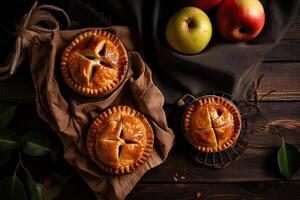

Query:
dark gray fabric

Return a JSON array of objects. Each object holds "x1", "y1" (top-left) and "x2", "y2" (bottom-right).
[{"x1": 86, "y1": 0, "x2": 300, "y2": 103}]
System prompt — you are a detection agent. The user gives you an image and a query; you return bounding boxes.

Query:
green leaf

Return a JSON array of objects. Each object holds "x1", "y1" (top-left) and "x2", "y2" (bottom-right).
[
  {"x1": 43, "y1": 173, "x2": 69, "y2": 200},
  {"x1": 45, "y1": 184, "x2": 62, "y2": 200},
  {"x1": 22, "y1": 131, "x2": 50, "y2": 156},
  {"x1": 25, "y1": 168, "x2": 41, "y2": 200},
  {"x1": 36, "y1": 183, "x2": 44, "y2": 198},
  {"x1": 37, "y1": 181, "x2": 62, "y2": 200},
  {"x1": 11, "y1": 175, "x2": 28, "y2": 200},
  {"x1": 0, "y1": 152, "x2": 11, "y2": 166},
  {"x1": 0, "y1": 103, "x2": 17, "y2": 128},
  {"x1": 0, "y1": 129, "x2": 20, "y2": 153},
  {"x1": 0, "y1": 176, "x2": 28, "y2": 200},
  {"x1": 277, "y1": 140, "x2": 300, "y2": 180}
]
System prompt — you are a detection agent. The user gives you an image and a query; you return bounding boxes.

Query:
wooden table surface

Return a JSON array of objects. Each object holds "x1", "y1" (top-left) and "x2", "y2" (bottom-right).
[{"x1": 0, "y1": 9, "x2": 299, "y2": 200}]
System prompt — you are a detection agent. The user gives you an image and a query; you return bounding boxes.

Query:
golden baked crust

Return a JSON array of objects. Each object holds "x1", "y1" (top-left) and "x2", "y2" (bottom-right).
[
  {"x1": 61, "y1": 30, "x2": 128, "y2": 97},
  {"x1": 183, "y1": 96, "x2": 241, "y2": 153},
  {"x1": 87, "y1": 106, "x2": 154, "y2": 174}
]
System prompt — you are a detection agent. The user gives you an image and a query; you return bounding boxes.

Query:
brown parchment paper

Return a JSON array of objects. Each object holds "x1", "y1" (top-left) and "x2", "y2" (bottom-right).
[{"x1": 11, "y1": 2, "x2": 175, "y2": 200}]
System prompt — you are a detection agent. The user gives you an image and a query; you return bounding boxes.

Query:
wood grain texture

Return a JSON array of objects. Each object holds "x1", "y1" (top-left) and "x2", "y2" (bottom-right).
[
  {"x1": 55, "y1": 173, "x2": 300, "y2": 200},
  {"x1": 127, "y1": 182, "x2": 300, "y2": 200},
  {"x1": 265, "y1": 40, "x2": 300, "y2": 61},
  {"x1": 7, "y1": 102, "x2": 300, "y2": 183},
  {"x1": 0, "y1": 5, "x2": 299, "y2": 200},
  {"x1": 137, "y1": 102, "x2": 300, "y2": 183},
  {"x1": 255, "y1": 62, "x2": 300, "y2": 101},
  {"x1": 140, "y1": 147, "x2": 300, "y2": 183},
  {"x1": 265, "y1": 11, "x2": 300, "y2": 61}
]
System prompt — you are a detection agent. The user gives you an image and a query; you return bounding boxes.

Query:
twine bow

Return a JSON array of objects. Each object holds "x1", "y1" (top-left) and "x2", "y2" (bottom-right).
[{"x1": 0, "y1": 1, "x2": 70, "y2": 81}]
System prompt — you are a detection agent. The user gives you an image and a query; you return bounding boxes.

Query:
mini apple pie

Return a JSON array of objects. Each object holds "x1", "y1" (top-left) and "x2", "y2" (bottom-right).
[
  {"x1": 61, "y1": 29, "x2": 128, "y2": 97},
  {"x1": 87, "y1": 106, "x2": 154, "y2": 174},
  {"x1": 183, "y1": 96, "x2": 241, "y2": 152}
]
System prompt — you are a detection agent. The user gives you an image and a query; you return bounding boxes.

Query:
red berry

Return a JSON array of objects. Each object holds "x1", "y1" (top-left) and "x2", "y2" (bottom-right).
[{"x1": 44, "y1": 179, "x2": 52, "y2": 190}]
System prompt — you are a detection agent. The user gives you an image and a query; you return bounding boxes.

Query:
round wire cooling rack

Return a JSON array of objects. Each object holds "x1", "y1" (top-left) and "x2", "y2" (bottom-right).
[{"x1": 177, "y1": 91, "x2": 255, "y2": 168}]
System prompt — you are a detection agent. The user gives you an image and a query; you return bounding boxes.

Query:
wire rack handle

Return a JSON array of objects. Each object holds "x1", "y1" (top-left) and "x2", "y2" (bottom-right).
[{"x1": 177, "y1": 94, "x2": 197, "y2": 107}]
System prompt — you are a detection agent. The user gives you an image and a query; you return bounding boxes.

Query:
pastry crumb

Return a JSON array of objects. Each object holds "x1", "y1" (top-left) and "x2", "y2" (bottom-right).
[
  {"x1": 172, "y1": 173, "x2": 187, "y2": 181},
  {"x1": 195, "y1": 192, "x2": 202, "y2": 199}
]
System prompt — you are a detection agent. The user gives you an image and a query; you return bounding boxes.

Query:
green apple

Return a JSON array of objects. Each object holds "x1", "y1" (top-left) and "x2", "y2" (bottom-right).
[{"x1": 165, "y1": 7, "x2": 212, "y2": 54}]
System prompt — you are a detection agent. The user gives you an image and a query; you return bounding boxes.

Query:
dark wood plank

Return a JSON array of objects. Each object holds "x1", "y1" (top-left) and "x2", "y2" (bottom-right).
[
  {"x1": 265, "y1": 40, "x2": 300, "y2": 61},
  {"x1": 255, "y1": 62, "x2": 300, "y2": 101},
  {"x1": 127, "y1": 182, "x2": 300, "y2": 200},
  {"x1": 139, "y1": 101, "x2": 300, "y2": 183},
  {"x1": 0, "y1": 4, "x2": 298, "y2": 200},
  {"x1": 55, "y1": 172, "x2": 300, "y2": 200},
  {"x1": 7, "y1": 102, "x2": 300, "y2": 183},
  {"x1": 283, "y1": 25, "x2": 300, "y2": 41},
  {"x1": 249, "y1": 101, "x2": 300, "y2": 147},
  {"x1": 264, "y1": 12, "x2": 300, "y2": 61},
  {"x1": 140, "y1": 146, "x2": 300, "y2": 183}
]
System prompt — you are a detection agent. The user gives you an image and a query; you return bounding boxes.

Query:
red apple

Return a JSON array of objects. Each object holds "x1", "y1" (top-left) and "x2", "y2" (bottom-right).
[
  {"x1": 216, "y1": 0, "x2": 265, "y2": 42},
  {"x1": 185, "y1": 0, "x2": 223, "y2": 10}
]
